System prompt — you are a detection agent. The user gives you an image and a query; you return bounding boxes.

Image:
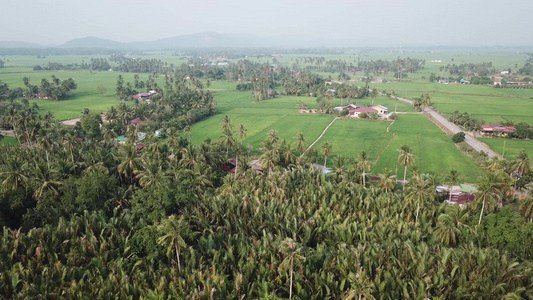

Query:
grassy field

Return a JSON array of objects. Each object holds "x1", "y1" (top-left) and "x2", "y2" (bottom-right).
[
  {"x1": 479, "y1": 138, "x2": 533, "y2": 159},
  {"x1": 313, "y1": 114, "x2": 486, "y2": 182},
  {"x1": 189, "y1": 81, "x2": 335, "y2": 149},
  {"x1": 0, "y1": 69, "x2": 141, "y2": 121},
  {"x1": 0, "y1": 136, "x2": 18, "y2": 145}
]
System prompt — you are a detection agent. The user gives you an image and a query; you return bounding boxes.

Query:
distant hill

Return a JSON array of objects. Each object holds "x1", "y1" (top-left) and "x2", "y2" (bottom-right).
[
  {"x1": 0, "y1": 32, "x2": 395, "y2": 49},
  {"x1": 61, "y1": 36, "x2": 124, "y2": 48}
]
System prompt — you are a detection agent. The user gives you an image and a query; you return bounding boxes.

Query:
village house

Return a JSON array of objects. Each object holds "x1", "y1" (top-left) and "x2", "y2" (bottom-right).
[
  {"x1": 480, "y1": 124, "x2": 516, "y2": 136},
  {"x1": 129, "y1": 90, "x2": 158, "y2": 101},
  {"x1": 350, "y1": 107, "x2": 378, "y2": 117},
  {"x1": 371, "y1": 105, "x2": 388, "y2": 115},
  {"x1": 436, "y1": 183, "x2": 477, "y2": 207},
  {"x1": 334, "y1": 104, "x2": 389, "y2": 118}
]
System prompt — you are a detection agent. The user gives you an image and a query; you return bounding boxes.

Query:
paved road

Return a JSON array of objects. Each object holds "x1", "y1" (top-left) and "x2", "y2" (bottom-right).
[{"x1": 384, "y1": 93, "x2": 501, "y2": 159}]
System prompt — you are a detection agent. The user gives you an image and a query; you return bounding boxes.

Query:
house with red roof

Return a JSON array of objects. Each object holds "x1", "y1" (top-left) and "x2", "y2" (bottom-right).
[
  {"x1": 350, "y1": 106, "x2": 378, "y2": 117},
  {"x1": 480, "y1": 124, "x2": 516, "y2": 136}
]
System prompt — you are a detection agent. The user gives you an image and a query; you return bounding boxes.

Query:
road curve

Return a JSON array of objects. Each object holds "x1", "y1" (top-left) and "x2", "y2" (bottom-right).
[{"x1": 383, "y1": 93, "x2": 501, "y2": 159}]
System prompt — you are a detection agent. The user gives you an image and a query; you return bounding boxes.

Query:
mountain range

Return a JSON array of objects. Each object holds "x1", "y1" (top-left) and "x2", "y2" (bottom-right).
[{"x1": 0, "y1": 32, "x2": 395, "y2": 49}]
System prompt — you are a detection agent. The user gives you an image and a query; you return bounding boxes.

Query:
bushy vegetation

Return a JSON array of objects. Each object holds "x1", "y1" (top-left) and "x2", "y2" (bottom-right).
[
  {"x1": 452, "y1": 132, "x2": 466, "y2": 143},
  {"x1": 449, "y1": 111, "x2": 483, "y2": 131},
  {"x1": 0, "y1": 114, "x2": 532, "y2": 297},
  {"x1": 20, "y1": 76, "x2": 77, "y2": 101}
]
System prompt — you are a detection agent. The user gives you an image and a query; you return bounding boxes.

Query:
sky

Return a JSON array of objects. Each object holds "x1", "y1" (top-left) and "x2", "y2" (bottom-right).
[{"x1": 1, "y1": 0, "x2": 533, "y2": 47}]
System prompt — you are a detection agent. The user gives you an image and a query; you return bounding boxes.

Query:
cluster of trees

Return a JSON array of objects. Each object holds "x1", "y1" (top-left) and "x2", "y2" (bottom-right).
[
  {"x1": 449, "y1": 111, "x2": 483, "y2": 131},
  {"x1": 412, "y1": 93, "x2": 431, "y2": 111},
  {"x1": 0, "y1": 102, "x2": 53, "y2": 145},
  {"x1": 110, "y1": 55, "x2": 171, "y2": 73},
  {"x1": 87, "y1": 57, "x2": 111, "y2": 71},
  {"x1": 445, "y1": 62, "x2": 495, "y2": 77},
  {"x1": 32, "y1": 58, "x2": 111, "y2": 71},
  {"x1": 112, "y1": 73, "x2": 215, "y2": 132},
  {"x1": 0, "y1": 110, "x2": 533, "y2": 297},
  {"x1": 503, "y1": 121, "x2": 533, "y2": 139},
  {"x1": 174, "y1": 62, "x2": 226, "y2": 80},
  {"x1": 21, "y1": 76, "x2": 77, "y2": 100},
  {"x1": 0, "y1": 59, "x2": 4, "y2": 68},
  {"x1": 358, "y1": 57, "x2": 426, "y2": 80},
  {"x1": 115, "y1": 74, "x2": 159, "y2": 99},
  {"x1": 519, "y1": 62, "x2": 533, "y2": 75},
  {"x1": 0, "y1": 81, "x2": 24, "y2": 100},
  {"x1": 33, "y1": 62, "x2": 81, "y2": 71}
]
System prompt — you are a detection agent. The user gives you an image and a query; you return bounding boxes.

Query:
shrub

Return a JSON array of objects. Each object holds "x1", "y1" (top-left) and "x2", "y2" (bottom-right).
[
  {"x1": 452, "y1": 131, "x2": 466, "y2": 143},
  {"x1": 359, "y1": 112, "x2": 368, "y2": 119},
  {"x1": 388, "y1": 113, "x2": 397, "y2": 120}
]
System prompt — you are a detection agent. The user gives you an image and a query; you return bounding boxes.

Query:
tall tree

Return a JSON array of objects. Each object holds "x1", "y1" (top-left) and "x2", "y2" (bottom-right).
[
  {"x1": 238, "y1": 124, "x2": 247, "y2": 145},
  {"x1": 322, "y1": 141, "x2": 332, "y2": 167},
  {"x1": 295, "y1": 132, "x2": 306, "y2": 154},
  {"x1": 397, "y1": 145, "x2": 415, "y2": 191},
  {"x1": 475, "y1": 173, "x2": 504, "y2": 225},
  {"x1": 355, "y1": 151, "x2": 371, "y2": 188},
  {"x1": 157, "y1": 215, "x2": 190, "y2": 273},
  {"x1": 405, "y1": 174, "x2": 436, "y2": 224},
  {"x1": 278, "y1": 238, "x2": 305, "y2": 299}
]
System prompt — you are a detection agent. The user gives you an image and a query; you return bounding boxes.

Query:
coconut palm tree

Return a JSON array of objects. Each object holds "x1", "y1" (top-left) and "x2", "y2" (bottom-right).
[
  {"x1": 157, "y1": 215, "x2": 190, "y2": 273},
  {"x1": 31, "y1": 161, "x2": 62, "y2": 200},
  {"x1": 444, "y1": 168, "x2": 460, "y2": 202},
  {"x1": 519, "y1": 197, "x2": 533, "y2": 223},
  {"x1": 513, "y1": 149, "x2": 530, "y2": 182},
  {"x1": 355, "y1": 151, "x2": 371, "y2": 188},
  {"x1": 345, "y1": 269, "x2": 375, "y2": 300},
  {"x1": 117, "y1": 143, "x2": 141, "y2": 184},
  {"x1": 260, "y1": 149, "x2": 279, "y2": 175},
  {"x1": 0, "y1": 156, "x2": 30, "y2": 191},
  {"x1": 278, "y1": 238, "x2": 305, "y2": 299},
  {"x1": 295, "y1": 132, "x2": 306, "y2": 154},
  {"x1": 238, "y1": 124, "x2": 247, "y2": 145},
  {"x1": 397, "y1": 145, "x2": 415, "y2": 191},
  {"x1": 221, "y1": 115, "x2": 233, "y2": 134},
  {"x1": 475, "y1": 173, "x2": 503, "y2": 225},
  {"x1": 322, "y1": 141, "x2": 332, "y2": 167},
  {"x1": 405, "y1": 174, "x2": 436, "y2": 224},
  {"x1": 377, "y1": 168, "x2": 396, "y2": 193}
]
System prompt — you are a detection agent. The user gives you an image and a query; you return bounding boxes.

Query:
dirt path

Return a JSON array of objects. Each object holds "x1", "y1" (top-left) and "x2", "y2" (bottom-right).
[
  {"x1": 0, "y1": 130, "x2": 15, "y2": 137},
  {"x1": 59, "y1": 118, "x2": 81, "y2": 126},
  {"x1": 386, "y1": 120, "x2": 396, "y2": 133},
  {"x1": 305, "y1": 117, "x2": 339, "y2": 152},
  {"x1": 373, "y1": 132, "x2": 395, "y2": 165}
]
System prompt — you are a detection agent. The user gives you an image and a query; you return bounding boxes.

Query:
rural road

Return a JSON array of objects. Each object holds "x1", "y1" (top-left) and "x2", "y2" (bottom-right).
[{"x1": 384, "y1": 93, "x2": 501, "y2": 159}]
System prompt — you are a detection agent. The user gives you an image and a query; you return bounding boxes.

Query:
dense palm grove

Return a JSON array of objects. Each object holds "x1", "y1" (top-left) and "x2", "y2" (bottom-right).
[{"x1": 1, "y1": 73, "x2": 533, "y2": 299}]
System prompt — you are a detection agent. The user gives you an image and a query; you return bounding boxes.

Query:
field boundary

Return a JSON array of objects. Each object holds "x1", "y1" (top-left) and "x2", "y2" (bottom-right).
[
  {"x1": 305, "y1": 117, "x2": 338, "y2": 152},
  {"x1": 394, "y1": 90, "x2": 531, "y2": 99},
  {"x1": 386, "y1": 120, "x2": 396, "y2": 133},
  {"x1": 373, "y1": 132, "x2": 395, "y2": 165}
]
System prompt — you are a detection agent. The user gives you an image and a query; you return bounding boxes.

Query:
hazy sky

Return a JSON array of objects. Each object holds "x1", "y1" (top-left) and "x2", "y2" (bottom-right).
[{"x1": 2, "y1": 0, "x2": 532, "y2": 46}]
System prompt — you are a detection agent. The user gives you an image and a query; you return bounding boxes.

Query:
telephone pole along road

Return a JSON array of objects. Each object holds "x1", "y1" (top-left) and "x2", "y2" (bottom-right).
[{"x1": 383, "y1": 93, "x2": 502, "y2": 159}]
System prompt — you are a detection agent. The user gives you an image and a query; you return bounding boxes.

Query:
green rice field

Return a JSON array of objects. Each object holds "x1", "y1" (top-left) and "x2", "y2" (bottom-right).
[
  {"x1": 313, "y1": 114, "x2": 486, "y2": 182},
  {"x1": 479, "y1": 138, "x2": 533, "y2": 159}
]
